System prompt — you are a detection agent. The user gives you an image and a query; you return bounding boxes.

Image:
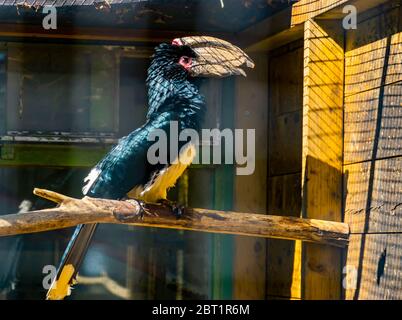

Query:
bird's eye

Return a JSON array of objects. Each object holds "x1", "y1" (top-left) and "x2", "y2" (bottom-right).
[{"x1": 179, "y1": 56, "x2": 192, "y2": 70}]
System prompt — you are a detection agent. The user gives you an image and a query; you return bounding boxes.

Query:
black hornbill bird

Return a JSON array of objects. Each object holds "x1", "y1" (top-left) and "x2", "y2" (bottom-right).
[{"x1": 47, "y1": 36, "x2": 254, "y2": 300}]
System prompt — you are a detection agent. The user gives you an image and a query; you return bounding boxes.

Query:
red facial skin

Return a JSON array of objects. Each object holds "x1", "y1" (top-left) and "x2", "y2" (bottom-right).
[
  {"x1": 171, "y1": 38, "x2": 183, "y2": 46},
  {"x1": 172, "y1": 38, "x2": 192, "y2": 71},
  {"x1": 178, "y1": 56, "x2": 192, "y2": 71}
]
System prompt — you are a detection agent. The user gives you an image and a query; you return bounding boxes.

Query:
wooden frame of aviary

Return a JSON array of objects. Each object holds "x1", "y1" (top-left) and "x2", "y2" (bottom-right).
[{"x1": 237, "y1": 0, "x2": 402, "y2": 301}]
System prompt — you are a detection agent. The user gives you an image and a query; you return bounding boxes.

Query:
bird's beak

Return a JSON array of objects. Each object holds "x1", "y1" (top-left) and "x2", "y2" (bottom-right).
[{"x1": 173, "y1": 36, "x2": 255, "y2": 77}]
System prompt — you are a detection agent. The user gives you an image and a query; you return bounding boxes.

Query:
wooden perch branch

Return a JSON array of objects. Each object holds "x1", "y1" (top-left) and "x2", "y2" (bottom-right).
[{"x1": 0, "y1": 189, "x2": 349, "y2": 247}]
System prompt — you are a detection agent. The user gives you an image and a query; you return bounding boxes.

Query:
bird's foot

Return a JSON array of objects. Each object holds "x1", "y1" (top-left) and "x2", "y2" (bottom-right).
[
  {"x1": 158, "y1": 199, "x2": 185, "y2": 219},
  {"x1": 114, "y1": 198, "x2": 153, "y2": 222},
  {"x1": 127, "y1": 199, "x2": 153, "y2": 219}
]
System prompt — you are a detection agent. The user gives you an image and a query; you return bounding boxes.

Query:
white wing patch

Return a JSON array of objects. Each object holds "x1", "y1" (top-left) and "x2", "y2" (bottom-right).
[
  {"x1": 127, "y1": 143, "x2": 196, "y2": 203},
  {"x1": 82, "y1": 167, "x2": 101, "y2": 195}
]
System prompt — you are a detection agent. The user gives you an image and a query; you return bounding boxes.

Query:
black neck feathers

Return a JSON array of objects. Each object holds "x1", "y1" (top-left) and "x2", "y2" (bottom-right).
[{"x1": 146, "y1": 43, "x2": 205, "y2": 129}]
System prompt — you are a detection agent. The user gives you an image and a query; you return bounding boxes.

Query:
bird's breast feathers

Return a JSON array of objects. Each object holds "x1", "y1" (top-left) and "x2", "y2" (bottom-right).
[{"x1": 127, "y1": 143, "x2": 196, "y2": 203}]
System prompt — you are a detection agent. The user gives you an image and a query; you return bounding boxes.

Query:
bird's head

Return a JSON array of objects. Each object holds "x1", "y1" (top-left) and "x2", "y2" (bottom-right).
[
  {"x1": 146, "y1": 36, "x2": 254, "y2": 118},
  {"x1": 150, "y1": 36, "x2": 254, "y2": 80},
  {"x1": 171, "y1": 36, "x2": 255, "y2": 77}
]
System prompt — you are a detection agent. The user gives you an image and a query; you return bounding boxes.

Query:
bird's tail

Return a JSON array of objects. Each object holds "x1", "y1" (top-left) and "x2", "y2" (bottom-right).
[{"x1": 46, "y1": 223, "x2": 98, "y2": 300}]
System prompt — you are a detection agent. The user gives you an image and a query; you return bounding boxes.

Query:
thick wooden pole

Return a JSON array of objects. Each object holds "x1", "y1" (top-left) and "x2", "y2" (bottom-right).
[
  {"x1": 0, "y1": 188, "x2": 349, "y2": 248},
  {"x1": 301, "y1": 20, "x2": 345, "y2": 299}
]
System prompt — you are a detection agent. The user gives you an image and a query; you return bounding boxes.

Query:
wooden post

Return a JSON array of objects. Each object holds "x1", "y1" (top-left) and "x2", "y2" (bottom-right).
[{"x1": 301, "y1": 19, "x2": 345, "y2": 299}]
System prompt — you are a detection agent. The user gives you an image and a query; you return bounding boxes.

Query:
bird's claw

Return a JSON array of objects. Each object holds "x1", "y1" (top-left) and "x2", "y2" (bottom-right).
[
  {"x1": 158, "y1": 199, "x2": 185, "y2": 219},
  {"x1": 139, "y1": 200, "x2": 154, "y2": 218}
]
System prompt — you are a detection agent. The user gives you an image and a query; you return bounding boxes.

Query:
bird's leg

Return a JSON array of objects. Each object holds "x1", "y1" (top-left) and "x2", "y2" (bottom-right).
[{"x1": 158, "y1": 199, "x2": 185, "y2": 219}]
